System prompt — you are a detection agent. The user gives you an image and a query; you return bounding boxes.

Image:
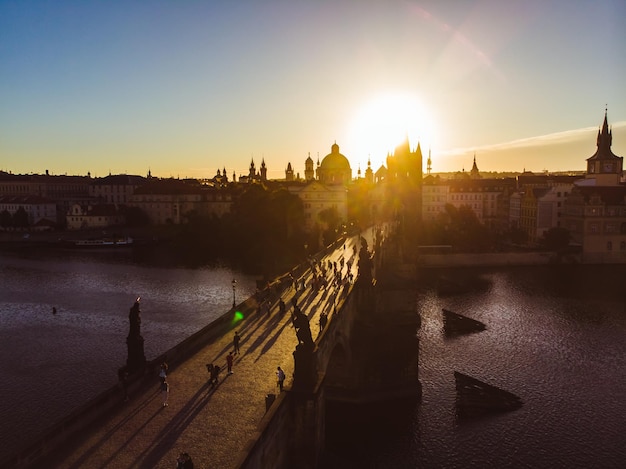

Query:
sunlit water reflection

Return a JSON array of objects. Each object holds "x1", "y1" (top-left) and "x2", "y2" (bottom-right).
[
  {"x1": 328, "y1": 265, "x2": 626, "y2": 469},
  {"x1": 0, "y1": 250, "x2": 257, "y2": 462}
]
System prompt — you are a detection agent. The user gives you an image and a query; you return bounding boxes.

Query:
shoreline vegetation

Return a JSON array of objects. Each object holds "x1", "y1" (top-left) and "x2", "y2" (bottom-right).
[
  {"x1": 0, "y1": 225, "x2": 312, "y2": 276},
  {"x1": 0, "y1": 224, "x2": 579, "y2": 271}
]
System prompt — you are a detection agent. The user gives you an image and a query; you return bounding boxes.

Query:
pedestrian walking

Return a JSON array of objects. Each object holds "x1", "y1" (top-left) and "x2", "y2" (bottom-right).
[
  {"x1": 159, "y1": 360, "x2": 168, "y2": 380},
  {"x1": 177, "y1": 452, "x2": 194, "y2": 469},
  {"x1": 160, "y1": 379, "x2": 169, "y2": 407},
  {"x1": 226, "y1": 352, "x2": 234, "y2": 374},
  {"x1": 276, "y1": 366, "x2": 286, "y2": 392},
  {"x1": 319, "y1": 312, "x2": 328, "y2": 332},
  {"x1": 233, "y1": 331, "x2": 241, "y2": 355},
  {"x1": 210, "y1": 364, "x2": 221, "y2": 388}
]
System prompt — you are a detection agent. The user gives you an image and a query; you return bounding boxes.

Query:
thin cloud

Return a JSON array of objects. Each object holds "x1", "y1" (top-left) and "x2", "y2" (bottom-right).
[{"x1": 441, "y1": 121, "x2": 626, "y2": 157}]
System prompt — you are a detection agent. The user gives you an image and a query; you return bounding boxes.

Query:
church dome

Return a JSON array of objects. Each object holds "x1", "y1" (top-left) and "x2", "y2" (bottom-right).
[
  {"x1": 318, "y1": 142, "x2": 352, "y2": 185},
  {"x1": 320, "y1": 143, "x2": 351, "y2": 171}
]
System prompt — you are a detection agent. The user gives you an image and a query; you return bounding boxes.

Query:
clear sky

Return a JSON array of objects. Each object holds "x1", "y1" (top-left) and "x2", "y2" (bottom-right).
[{"x1": 2, "y1": 0, "x2": 625, "y2": 179}]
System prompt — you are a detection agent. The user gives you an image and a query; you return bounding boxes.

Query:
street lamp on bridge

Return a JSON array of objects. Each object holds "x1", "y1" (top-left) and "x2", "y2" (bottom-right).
[{"x1": 232, "y1": 278, "x2": 237, "y2": 308}]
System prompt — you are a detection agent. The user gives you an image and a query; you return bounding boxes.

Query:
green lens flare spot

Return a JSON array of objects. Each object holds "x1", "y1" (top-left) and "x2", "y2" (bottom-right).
[{"x1": 233, "y1": 311, "x2": 244, "y2": 323}]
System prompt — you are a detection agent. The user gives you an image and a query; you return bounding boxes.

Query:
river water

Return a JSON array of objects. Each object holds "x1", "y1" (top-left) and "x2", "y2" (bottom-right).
[
  {"x1": 2, "y1": 250, "x2": 625, "y2": 468},
  {"x1": 328, "y1": 264, "x2": 626, "y2": 468},
  {"x1": 0, "y1": 248, "x2": 258, "y2": 463}
]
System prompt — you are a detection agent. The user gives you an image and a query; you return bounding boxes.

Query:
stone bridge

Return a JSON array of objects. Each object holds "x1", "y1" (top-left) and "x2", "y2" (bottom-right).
[
  {"x1": 6, "y1": 226, "x2": 421, "y2": 469},
  {"x1": 240, "y1": 229, "x2": 421, "y2": 468}
]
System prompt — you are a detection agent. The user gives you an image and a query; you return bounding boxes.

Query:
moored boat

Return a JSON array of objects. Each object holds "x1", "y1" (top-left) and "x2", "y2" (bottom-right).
[{"x1": 73, "y1": 237, "x2": 133, "y2": 248}]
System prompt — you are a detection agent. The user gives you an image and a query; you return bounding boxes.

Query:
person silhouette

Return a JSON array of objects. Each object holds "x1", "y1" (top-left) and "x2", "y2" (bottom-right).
[
  {"x1": 276, "y1": 366, "x2": 285, "y2": 391},
  {"x1": 233, "y1": 331, "x2": 241, "y2": 355}
]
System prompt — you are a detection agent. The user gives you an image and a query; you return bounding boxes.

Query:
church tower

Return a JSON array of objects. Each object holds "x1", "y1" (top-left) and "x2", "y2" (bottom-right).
[
  {"x1": 285, "y1": 162, "x2": 294, "y2": 182},
  {"x1": 365, "y1": 157, "x2": 374, "y2": 184},
  {"x1": 384, "y1": 135, "x2": 424, "y2": 223},
  {"x1": 386, "y1": 135, "x2": 422, "y2": 184},
  {"x1": 248, "y1": 159, "x2": 256, "y2": 179},
  {"x1": 304, "y1": 153, "x2": 315, "y2": 181},
  {"x1": 586, "y1": 109, "x2": 623, "y2": 186},
  {"x1": 470, "y1": 154, "x2": 481, "y2": 179},
  {"x1": 260, "y1": 158, "x2": 267, "y2": 181}
]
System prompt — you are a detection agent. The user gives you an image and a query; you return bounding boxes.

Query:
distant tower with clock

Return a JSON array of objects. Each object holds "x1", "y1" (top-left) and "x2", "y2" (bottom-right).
[
  {"x1": 585, "y1": 108, "x2": 623, "y2": 186},
  {"x1": 563, "y1": 109, "x2": 626, "y2": 263}
]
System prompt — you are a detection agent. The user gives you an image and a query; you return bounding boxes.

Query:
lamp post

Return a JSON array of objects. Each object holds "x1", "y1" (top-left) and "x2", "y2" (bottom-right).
[{"x1": 231, "y1": 279, "x2": 237, "y2": 308}]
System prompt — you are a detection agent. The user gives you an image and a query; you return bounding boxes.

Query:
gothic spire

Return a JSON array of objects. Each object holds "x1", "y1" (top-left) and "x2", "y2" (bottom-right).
[{"x1": 591, "y1": 107, "x2": 619, "y2": 160}]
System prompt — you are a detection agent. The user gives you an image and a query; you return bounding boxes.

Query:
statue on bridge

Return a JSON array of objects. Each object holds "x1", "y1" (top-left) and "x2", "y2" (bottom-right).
[
  {"x1": 292, "y1": 304, "x2": 313, "y2": 348},
  {"x1": 291, "y1": 301, "x2": 316, "y2": 390},
  {"x1": 126, "y1": 297, "x2": 146, "y2": 373},
  {"x1": 128, "y1": 298, "x2": 141, "y2": 338}
]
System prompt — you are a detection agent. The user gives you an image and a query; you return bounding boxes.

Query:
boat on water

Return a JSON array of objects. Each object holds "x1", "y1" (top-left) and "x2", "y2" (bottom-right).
[
  {"x1": 442, "y1": 308, "x2": 486, "y2": 337},
  {"x1": 72, "y1": 237, "x2": 133, "y2": 248}
]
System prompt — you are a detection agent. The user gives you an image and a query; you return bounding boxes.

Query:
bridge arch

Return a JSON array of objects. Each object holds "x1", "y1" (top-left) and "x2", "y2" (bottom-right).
[{"x1": 324, "y1": 340, "x2": 349, "y2": 388}]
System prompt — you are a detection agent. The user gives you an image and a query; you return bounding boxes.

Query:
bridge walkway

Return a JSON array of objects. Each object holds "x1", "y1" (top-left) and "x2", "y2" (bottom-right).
[{"x1": 37, "y1": 236, "x2": 364, "y2": 469}]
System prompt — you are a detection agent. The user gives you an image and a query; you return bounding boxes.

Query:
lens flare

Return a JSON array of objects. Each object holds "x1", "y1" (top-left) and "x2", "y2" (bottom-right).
[{"x1": 232, "y1": 311, "x2": 244, "y2": 324}]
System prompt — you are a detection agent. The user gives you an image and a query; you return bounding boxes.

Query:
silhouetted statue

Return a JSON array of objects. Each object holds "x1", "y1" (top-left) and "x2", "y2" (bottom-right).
[
  {"x1": 292, "y1": 308, "x2": 316, "y2": 389},
  {"x1": 128, "y1": 299, "x2": 141, "y2": 338},
  {"x1": 357, "y1": 245, "x2": 373, "y2": 285},
  {"x1": 126, "y1": 297, "x2": 146, "y2": 373},
  {"x1": 293, "y1": 310, "x2": 313, "y2": 347}
]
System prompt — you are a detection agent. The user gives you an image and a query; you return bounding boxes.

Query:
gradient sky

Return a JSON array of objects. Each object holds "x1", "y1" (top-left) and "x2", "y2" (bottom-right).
[{"x1": 2, "y1": 0, "x2": 625, "y2": 179}]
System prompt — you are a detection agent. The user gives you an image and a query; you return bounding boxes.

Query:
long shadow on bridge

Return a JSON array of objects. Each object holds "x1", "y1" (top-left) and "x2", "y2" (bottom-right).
[
  {"x1": 59, "y1": 387, "x2": 161, "y2": 469},
  {"x1": 131, "y1": 376, "x2": 232, "y2": 469}
]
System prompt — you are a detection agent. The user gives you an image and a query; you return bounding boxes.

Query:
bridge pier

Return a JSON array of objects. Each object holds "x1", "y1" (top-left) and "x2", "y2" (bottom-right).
[
  {"x1": 290, "y1": 386, "x2": 326, "y2": 469},
  {"x1": 244, "y1": 232, "x2": 422, "y2": 468}
]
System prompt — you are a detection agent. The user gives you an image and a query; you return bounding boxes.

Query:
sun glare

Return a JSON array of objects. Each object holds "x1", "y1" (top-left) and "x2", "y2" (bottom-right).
[{"x1": 347, "y1": 92, "x2": 435, "y2": 169}]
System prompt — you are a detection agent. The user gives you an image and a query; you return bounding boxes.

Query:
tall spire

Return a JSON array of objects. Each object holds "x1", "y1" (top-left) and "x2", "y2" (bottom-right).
[
  {"x1": 470, "y1": 153, "x2": 480, "y2": 179},
  {"x1": 592, "y1": 106, "x2": 618, "y2": 159},
  {"x1": 415, "y1": 141, "x2": 422, "y2": 158}
]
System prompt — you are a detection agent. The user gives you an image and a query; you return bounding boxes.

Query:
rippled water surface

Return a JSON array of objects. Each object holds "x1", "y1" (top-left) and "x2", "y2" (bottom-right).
[
  {"x1": 2, "y1": 252, "x2": 625, "y2": 468},
  {"x1": 330, "y1": 265, "x2": 626, "y2": 469},
  {"x1": 0, "y1": 249, "x2": 257, "y2": 462}
]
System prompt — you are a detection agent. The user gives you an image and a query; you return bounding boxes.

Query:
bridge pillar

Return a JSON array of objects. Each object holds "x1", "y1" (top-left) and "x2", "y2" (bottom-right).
[
  {"x1": 290, "y1": 387, "x2": 325, "y2": 469},
  {"x1": 293, "y1": 343, "x2": 317, "y2": 389}
]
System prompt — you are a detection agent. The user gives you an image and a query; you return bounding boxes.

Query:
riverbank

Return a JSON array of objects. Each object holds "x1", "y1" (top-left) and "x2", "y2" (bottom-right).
[
  {"x1": 417, "y1": 251, "x2": 560, "y2": 267},
  {"x1": 0, "y1": 227, "x2": 156, "y2": 245}
]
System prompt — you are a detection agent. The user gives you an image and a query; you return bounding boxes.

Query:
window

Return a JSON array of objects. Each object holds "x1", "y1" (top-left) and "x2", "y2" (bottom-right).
[{"x1": 607, "y1": 241, "x2": 612, "y2": 251}]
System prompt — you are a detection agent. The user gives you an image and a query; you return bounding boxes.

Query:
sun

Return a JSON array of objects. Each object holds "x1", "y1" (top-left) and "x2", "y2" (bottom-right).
[{"x1": 346, "y1": 92, "x2": 435, "y2": 168}]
